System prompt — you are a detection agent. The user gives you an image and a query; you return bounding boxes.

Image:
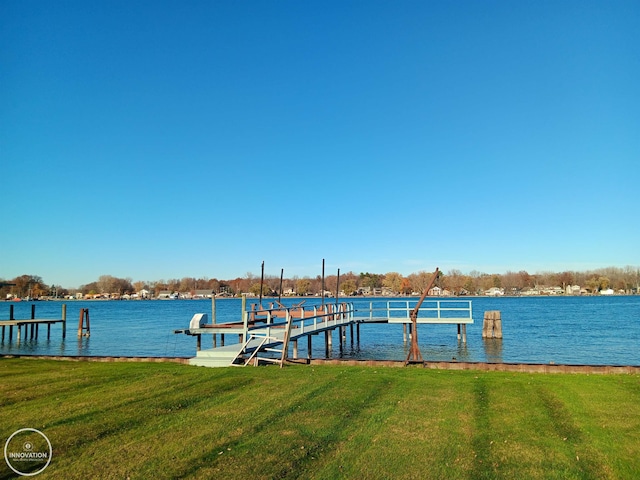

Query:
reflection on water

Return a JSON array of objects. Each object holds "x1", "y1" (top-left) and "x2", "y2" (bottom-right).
[
  {"x1": 483, "y1": 339, "x2": 503, "y2": 363},
  {"x1": 77, "y1": 337, "x2": 90, "y2": 355}
]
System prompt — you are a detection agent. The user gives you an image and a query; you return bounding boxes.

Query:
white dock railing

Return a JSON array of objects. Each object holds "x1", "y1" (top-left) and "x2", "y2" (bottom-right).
[{"x1": 361, "y1": 300, "x2": 473, "y2": 324}]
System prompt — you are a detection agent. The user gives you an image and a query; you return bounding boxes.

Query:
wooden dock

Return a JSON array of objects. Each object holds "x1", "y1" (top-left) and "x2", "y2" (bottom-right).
[
  {"x1": 176, "y1": 299, "x2": 474, "y2": 367},
  {"x1": 1, "y1": 304, "x2": 67, "y2": 343}
]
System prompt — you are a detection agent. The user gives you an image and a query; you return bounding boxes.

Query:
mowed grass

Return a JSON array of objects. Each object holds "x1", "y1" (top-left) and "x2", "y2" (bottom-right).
[{"x1": 1, "y1": 359, "x2": 639, "y2": 479}]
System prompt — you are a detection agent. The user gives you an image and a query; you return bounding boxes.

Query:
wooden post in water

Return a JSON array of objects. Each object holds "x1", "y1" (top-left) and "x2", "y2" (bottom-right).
[
  {"x1": 31, "y1": 304, "x2": 36, "y2": 339},
  {"x1": 8, "y1": 305, "x2": 14, "y2": 342},
  {"x1": 62, "y1": 304, "x2": 67, "y2": 339},
  {"x1": 78, "y1": 308, "x2": 90, "y2": 337},
  {"x1": 307, "y1": 335, "x2": 312, "y2": 360},
  {"x1": 482, "y1": 311, "x2": 502, "y2": 339}
]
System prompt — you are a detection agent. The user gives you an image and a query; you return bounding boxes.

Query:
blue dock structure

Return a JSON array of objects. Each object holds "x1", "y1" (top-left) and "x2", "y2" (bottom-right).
[{"x1": 175, "y1": 297, "x2": 473, "y2": 368}]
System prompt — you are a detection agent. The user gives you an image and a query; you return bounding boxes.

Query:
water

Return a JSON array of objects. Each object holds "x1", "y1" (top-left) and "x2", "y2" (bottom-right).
[{"x1": 1, "y1": 296, "x2": 638, "y2": 365}]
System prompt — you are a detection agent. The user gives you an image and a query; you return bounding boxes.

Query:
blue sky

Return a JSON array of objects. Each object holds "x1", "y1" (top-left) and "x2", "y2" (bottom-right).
[{"x1": 1, "y1": 0, "x2": 638, "y2": 287}]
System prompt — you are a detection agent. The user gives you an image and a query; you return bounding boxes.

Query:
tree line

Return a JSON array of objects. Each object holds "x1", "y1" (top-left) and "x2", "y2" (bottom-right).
[{"x1": 2, "y1": 266, "x2": 639, "y2": 299}]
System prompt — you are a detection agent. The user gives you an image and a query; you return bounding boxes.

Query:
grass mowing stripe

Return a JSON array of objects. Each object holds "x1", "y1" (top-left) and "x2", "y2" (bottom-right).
[{"x1": 469, "y1": 375, "x2": 495, "y2": 480}]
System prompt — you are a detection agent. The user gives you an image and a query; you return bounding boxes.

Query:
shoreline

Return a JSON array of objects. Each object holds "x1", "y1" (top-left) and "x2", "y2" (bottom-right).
[{"x1": 3, "y1": 354, "x2": 640, "y2": 374}]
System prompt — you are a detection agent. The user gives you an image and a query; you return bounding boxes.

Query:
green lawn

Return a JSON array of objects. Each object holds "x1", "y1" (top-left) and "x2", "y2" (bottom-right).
[{"x1": 1, "y1": 358, "x2": 639, "y2": 479}]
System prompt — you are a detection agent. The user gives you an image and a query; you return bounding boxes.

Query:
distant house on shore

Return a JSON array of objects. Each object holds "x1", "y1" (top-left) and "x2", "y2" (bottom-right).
[
  {"x1": 138, "y1": 289, "x2": 150, "y2": 299},
  {"x1": 192, "y1": 289, "x2": 214, "y2": 299},
  {"x1": 485, "y1": 287, "x2": 504, "y2": 296},
  {"x1": 157, "y1": 291, "x2": 173, "y2": 299}
]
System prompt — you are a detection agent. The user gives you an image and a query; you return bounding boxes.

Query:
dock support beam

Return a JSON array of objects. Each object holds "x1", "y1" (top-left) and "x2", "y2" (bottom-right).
[{"x1": 307, "y1": 335, "x2": 312, "y2": 360}]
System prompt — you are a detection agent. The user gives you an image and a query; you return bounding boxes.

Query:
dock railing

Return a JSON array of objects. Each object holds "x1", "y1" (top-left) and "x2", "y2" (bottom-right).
[
  {"x1": 361, "y1": 299, "x2": 473, "y2": 324},
  {"x1": 245, "y1": 301, "x2": 356, "y2": 340}
]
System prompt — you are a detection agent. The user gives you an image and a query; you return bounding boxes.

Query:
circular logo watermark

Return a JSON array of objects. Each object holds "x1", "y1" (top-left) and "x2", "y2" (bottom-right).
[{"x1": 4, "y1": 428, "x2": 52, "y2": 476}]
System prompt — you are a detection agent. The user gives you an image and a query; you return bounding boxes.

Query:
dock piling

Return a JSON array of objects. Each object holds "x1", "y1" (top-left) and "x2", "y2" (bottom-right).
[
  {"x1": 482, "y1": 311, "x2": 502, "y2": 339},
  {"x1": 78, "y1": 308, "x2": 91, "y2": 337}
]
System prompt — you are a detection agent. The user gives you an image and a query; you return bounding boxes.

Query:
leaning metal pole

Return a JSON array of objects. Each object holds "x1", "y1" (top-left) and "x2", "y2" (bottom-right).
[{"x1": 405, "y1": 267, "x2": 440, "y2": 365}]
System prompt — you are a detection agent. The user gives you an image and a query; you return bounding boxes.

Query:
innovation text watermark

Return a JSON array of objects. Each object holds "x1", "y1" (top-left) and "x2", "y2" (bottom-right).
[{"x1": 4, "y1": 428, "x2": 52, "y2": 476}]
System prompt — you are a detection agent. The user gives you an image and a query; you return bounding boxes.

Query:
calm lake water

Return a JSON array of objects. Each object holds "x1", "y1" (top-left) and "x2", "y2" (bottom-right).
[{"x1": 1, "y1": 296, "x2": 638, "y2": 365}]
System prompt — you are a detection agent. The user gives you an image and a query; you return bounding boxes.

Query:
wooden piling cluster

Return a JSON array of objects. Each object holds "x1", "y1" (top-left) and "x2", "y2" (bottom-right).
[
  {"x1": 482, "y1": 310, "x2": 502, "y2": 339},
  {"x1": 1, "y1": 304, "x2": 67, "y2": 343},
  {"x1": 78, "y1": 308, "x2": 91, "y2": 337}
]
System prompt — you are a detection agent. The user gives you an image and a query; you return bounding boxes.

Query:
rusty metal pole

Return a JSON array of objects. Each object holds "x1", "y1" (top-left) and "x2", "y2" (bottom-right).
[{"x1": 405, "y1": 268, "x2": 439, "y2": 365}]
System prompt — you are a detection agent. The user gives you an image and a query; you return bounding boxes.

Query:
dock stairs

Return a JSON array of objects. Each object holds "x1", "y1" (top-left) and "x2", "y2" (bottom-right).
[{"x1": 188, "y1": 314, "x2": 293, "y2": 368}]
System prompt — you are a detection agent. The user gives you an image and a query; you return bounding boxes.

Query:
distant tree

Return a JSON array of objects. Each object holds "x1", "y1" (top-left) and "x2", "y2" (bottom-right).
[
  {"x1": 95, "y1": 275, "x2": 133, "y2": 295},
  {"x1": 11, "y1": 275, "x2": 47, "y2": 298},
  {"x1": 585, "y1": 276, "x2": 600, "y2": 293},
  {"x1": 340, "y1": 271, "x2": 359, "y2": 288},
  {"x1": 340, "y1": 279, "x2": 357, "y2": 296},
  {"x1": 324, "y1": 275, "x2": 338, "y2": 295},
  {"x1": 598, "y1": 276, "x2": 610, "y2": 290},
  {"x1": 204, "y1": 278, "x2": 220, "y2": 293},
  {"x1": 360, "y1": 272, "x2": 383, "y2": 289},
  {"x1": 250, "y1": 282, "x2": 270, "y2": 297},
  {"x1": 557, "y1": 271, "x2": 574, "y2": 290},
  {"x1": 179, "y1": 277, "x2": 195, "y2": 292},
  {"x1": 517, "y1": 271, "x2": 533, "y2": 290},
  {"x1": 296, "y1": 278, "x2": 311, "y2": 296},
  {"x1": 463, "y1": 277, "x2": 476, "y2": 295},
  {"x1": 400, "y1": 278, "x2": 413, "y2": 295},
  {"x1": 408, "y1": 271, "x2": 435, "y2": 294},
  {"x1": 443, "y1": 269, "x2": 467, "y2": 295},
  {"x1": 229, "y1": 277, "x2": 250, "y2": 295},
  {"x1": 383, "y1": 272, "x2": 403, "y2": 294},
  {"x1": 80, "y1": 281, "x2": 99, "y2": 295},
  {"x1": 166, "y1": 279, "x2": 181, "y2": 292}
]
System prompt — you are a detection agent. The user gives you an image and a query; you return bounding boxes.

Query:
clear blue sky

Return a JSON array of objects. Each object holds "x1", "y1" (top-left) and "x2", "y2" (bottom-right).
[{"x1": 1, "y1": 0, "x2": 638, "y2": 288}]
